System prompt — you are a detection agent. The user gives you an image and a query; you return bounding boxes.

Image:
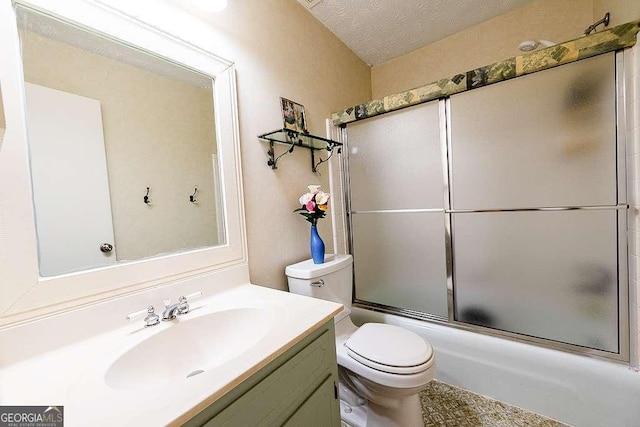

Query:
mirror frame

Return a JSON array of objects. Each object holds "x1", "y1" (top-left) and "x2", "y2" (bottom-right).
[{"x1": 0, "y1": 0, "x2": 246, "y2": 327}]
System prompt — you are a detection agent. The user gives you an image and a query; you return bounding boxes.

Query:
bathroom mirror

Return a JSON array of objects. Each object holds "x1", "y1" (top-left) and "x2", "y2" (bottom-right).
[
  {"x1": 0, "y1": 0, "x2": 245, "y2": 325},
  {"x1": 16, "y1": 5, "x2": 224, "y2": 276}
]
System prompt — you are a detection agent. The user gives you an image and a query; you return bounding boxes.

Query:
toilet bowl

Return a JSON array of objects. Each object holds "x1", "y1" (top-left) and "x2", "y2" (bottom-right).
[{"x1": 286, "y1": 254, "x2": 435, "y2": 427}]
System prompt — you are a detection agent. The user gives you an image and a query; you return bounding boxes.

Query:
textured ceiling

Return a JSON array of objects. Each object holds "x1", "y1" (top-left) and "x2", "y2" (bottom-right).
[{"x1": 299, "y1": 0, "x2": 536, "y2": 66}]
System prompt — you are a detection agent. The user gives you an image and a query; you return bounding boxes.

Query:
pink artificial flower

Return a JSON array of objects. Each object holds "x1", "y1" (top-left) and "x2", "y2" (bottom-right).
[{"x1": 305, "y1": 201, "x2": 316, "y2": 213}]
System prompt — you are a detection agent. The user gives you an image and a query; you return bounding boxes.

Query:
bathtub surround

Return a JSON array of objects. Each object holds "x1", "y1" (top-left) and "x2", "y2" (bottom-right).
[
  {"x1": 625, "y1": 34, "x2": 640, "y2": 365},
  {"x1": 332, "y1": 19, "x2": 640, "y2": 126}
]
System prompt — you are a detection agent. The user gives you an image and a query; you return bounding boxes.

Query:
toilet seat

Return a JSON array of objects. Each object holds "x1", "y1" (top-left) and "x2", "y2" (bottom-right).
[{"x1": 345, "y1": 323, "x2": 434, "y2": 375}]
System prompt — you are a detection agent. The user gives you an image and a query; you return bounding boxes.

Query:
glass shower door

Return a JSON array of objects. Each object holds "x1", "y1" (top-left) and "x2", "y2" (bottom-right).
[
  {"x1": 449, "y1": 52, "x2": 623, "y2": 352},
  {"x1": 347, "y1": 101, "x2": 448, "y2": 318}
]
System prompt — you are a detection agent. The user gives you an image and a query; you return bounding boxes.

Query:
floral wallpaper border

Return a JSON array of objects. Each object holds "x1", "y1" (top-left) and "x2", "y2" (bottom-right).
[{"x1": 332, "y1": 20, "x2": 640, "y2": 126}]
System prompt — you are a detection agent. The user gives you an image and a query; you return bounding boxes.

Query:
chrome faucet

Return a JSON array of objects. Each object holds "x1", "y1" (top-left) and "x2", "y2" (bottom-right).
[
  {"x1": 161, "y1": 291, "x2": 202, "y2": 321},
  {"x1": 125, "y1": 292, "x2": 203, "y2": 326},
  {"x1": 162, "y1": 297, "x2": 185, "y2": 321}
]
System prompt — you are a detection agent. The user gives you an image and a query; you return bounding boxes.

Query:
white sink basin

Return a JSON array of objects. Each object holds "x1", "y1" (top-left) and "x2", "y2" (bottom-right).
[{"x1": 105, "y1": 307, "x2": 273, "y2": 391}]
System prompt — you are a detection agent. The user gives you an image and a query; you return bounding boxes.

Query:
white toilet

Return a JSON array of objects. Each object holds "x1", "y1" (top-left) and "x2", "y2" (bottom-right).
[{"x1": 286, "y1": 254, "x2": 435, "y2": 427}]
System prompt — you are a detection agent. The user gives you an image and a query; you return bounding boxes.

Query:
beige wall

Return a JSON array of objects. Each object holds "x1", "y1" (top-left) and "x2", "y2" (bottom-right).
[
  {"x1": 0, "y1": 84, "x2": 4, "y2": 140},
  {"x1": 594, "y1": 0, "x2": 640, "y2": 26},
  {"x1": 372, "y1": 0, "x2": 640, "y2": 100},
  {"x1": 372, "y1": 0, "x2": 594, "y2": 98},
  {"x1": 172, "y1": 0, "x2": 371, "y2": 290},
  {"x1": 20, "y1": 30, "x2": 219, "y2": 261}
]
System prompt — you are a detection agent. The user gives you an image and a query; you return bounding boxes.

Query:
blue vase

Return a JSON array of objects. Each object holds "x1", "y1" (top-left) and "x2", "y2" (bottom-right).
[{"x1": 310, "y1": 225, "x2": 325, "y2": 264}]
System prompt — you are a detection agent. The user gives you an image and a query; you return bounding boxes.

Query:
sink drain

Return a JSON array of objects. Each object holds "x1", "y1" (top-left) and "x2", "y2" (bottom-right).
[{"x1": 186, "y1": 369, "x2": 205, "y2": 378}]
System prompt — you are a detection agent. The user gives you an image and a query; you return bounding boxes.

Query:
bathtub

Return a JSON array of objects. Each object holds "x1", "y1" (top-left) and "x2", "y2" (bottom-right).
[{"x1": 351, "y1": 307, "x2": 640, "y2": 427}]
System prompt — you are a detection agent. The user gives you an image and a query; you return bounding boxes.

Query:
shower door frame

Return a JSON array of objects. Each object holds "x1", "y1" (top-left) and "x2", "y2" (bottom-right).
[{"x1": 341, "y1": 50, "x2": 630, "y2": 363}]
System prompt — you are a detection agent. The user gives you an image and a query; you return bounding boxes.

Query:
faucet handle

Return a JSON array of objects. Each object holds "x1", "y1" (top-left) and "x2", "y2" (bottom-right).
[
  {"x1": 184, "y1": 291, "x2": 203, "y2": 301},
  {"x1": 177, "y1": 291, "x2": 203, "y2": 315},
  {"x1": 127, "y1": 305, "x2": 160, "y2": 327}
]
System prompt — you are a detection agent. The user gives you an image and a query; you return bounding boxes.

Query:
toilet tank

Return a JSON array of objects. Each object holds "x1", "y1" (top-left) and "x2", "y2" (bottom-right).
[{"x1": 286, "y1": 254, "x2": 353, "y2": 321}]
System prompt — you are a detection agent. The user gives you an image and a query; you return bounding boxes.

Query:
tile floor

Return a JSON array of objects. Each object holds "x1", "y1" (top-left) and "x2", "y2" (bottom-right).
[
  {"x1": 420, "y1": 381, "x2": 570, "y2": 427},
  {"x1": 341, "y1": 380, "x2": 571, "y2": 427}
]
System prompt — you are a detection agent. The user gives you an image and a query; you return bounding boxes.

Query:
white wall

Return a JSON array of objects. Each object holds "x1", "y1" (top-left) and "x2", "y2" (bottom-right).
[
  {"x1": 625, "y1": 37, "x2": 640, "y2": 366},
  {"x1": 600, "y1": 3, "x2": 640, "y2": 371}
]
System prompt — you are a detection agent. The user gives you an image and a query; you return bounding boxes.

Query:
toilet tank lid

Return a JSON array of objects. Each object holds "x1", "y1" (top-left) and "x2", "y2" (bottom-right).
[{"x1": 285, "y1": 254, "x2": 353, "y2": 279}]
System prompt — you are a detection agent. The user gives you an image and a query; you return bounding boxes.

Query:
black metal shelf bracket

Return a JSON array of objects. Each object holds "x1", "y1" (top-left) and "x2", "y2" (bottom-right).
[{"x1": 258, "y1": 128, "x2": 342, "y2": 173}]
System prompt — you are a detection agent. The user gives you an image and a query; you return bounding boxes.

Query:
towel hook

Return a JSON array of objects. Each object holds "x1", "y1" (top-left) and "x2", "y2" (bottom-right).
[
  {"x1": 189, "y1": 187, "x2": 199, "y2": 203},
  {"x1": 144, "y1": 186, "x2": 151, "y2": 204}
]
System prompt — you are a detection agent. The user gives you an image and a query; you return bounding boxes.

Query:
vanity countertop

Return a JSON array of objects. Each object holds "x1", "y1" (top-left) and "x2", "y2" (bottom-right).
[{"x1": 0, "y1": 283, "x2": 342, "y2": 426}]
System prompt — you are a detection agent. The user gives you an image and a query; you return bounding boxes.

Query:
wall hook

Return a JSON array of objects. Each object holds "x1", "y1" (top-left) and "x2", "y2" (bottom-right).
[
  {"x1": 190, "y1": 187, "x2": 199, "y2": 203},
  {"x1": 144, "y1": 186, "x2": 151, "y2": 204}
]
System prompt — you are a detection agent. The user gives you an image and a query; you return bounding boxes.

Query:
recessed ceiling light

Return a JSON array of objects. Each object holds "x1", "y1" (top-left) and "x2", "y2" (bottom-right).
[{"x1": 190, "y1": 0, "x2": 228, "y2": 12}]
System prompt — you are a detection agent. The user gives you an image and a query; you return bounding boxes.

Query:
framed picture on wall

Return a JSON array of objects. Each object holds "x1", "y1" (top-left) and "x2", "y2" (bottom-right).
[{"x1": 280, "y1": 97, "x2": 308, "y2": 134}]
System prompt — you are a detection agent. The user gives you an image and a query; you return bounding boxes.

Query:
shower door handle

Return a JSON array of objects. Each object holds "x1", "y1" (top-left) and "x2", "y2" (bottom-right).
[{"x1": 310, "y1": 280, "x2": 325, "y2": 287}]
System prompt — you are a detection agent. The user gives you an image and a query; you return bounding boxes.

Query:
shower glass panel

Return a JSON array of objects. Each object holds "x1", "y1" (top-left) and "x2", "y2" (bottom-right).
[
  {"x1": 452, "y1": 210, "x2": 619, "y2": 353},
  {"x1": 348, "y1": 102, "x2": 443, "y2": 211},
  {"x1": 343, "y1": 49, "x2": 626, "y2": 358},
  {"x1": 347, "y1": 101, "x2": 447, "y2": 318},
  {"x1": 449, "y1": 53, "x2": 616, "y2": 210},
  {"x1": 352, "y1": 213, "x2": 447, "y2": 316}
]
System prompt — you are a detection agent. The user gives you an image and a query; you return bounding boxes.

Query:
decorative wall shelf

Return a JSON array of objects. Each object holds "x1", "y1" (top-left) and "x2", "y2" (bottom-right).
[{"x1": 258, "y1": 128, "x2": 342, "y2": 172}]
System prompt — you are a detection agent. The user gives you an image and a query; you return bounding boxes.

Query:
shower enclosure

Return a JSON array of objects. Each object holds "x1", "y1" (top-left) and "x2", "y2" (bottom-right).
[{"x1": 342, "y1": 51, "x2": 629, "y2": 360}]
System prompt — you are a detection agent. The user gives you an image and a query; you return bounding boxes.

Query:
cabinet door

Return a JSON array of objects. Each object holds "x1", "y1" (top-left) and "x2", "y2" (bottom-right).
[
  {"x1": 199, "y1": 329, "x2": 338, "y2": 426},
  {"x1": 283, "y1": 378, "x2": 339, "y2": 427}
]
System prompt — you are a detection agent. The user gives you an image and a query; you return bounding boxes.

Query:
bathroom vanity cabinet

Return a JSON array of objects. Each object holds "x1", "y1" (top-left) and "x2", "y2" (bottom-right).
[{"x1": 183, "y1": 319, "x2": 341, "y2": 426}]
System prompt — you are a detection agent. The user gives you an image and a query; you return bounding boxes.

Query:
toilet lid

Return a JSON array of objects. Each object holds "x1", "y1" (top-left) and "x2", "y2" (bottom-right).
[{"x1": 344, "y1": 323, "x2": 434, "y2": 375}]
